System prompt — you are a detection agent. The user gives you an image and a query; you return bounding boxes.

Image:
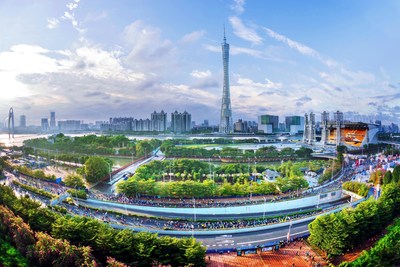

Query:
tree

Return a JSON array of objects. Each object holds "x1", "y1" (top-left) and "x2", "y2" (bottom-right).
[
  {"x1": 84, "y1": 156, "x2": 110, "y2": 183},
  {"x1": 392, "y1": 165, "x2": 400, "y2": 183},
  {"x1": 64, "y1": 173, "x2": 86, "y2": 188},
  {"x1": 383, "y1": 171, "x2": 393, "y2": 185},
  {"x1": 336, "y1": 145, "x2": 347, "y2": 163}
]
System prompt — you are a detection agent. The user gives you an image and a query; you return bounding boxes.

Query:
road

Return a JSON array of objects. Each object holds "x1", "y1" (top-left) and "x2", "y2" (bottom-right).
[
  {"x1": 79, "y1": 194, "x2": 349, "y2": 220},
  {"x1": 92, "y1": 153, "x2": 164, "y2": 194},
  {"x1": 195, "y1": 221, "x2": 310, "y2": 250}
]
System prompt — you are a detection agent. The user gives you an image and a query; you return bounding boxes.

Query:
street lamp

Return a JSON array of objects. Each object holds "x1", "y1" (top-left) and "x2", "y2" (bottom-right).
[
  {"x1": 287, "y1": 219, "x2": 292, "y2": 243},
  {"x1": 193, "y1": 197, "x2": 196, "y2": 222},
  {"x1": 106, "y1": 161, "x2": 112, "y2": 183},
  {"x1": 263, "y1": 197, "x2": 266, "y2": 220}
]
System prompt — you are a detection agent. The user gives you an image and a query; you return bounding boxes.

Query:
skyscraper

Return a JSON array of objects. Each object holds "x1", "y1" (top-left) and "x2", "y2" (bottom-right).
[
  {"x1": 50, "y1": 111, "x2": 56, "y2": 129},
  {"x1": 151, "y1": 110, "x2": 167, "y2": 132},
  {"x1": 20, "y1": 115, "x2": 26, "y2": 128},
  {"x1": 219, "y1": 29, "x2": 233, "y2": 134},
  {"x1": 171, "y1": 110, "x2": 192, "y2": 133}
]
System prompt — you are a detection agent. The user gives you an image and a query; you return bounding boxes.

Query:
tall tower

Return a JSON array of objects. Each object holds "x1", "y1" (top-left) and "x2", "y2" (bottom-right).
[
  {"x1": 20, "y1": 115, "x2": 26, "y2": 128},
  {"x1": 219, "y1": 29, "x2": 233, "y2": 134},
  {"x1": 8, "y1": 107, "x2": 14, "y2": 139},
  {"x1": 321, "y1": 111, "x2": 329, "y2": 145},
  {"x1": 50, "y1": 111, "x2": 56, "y2": 129}
]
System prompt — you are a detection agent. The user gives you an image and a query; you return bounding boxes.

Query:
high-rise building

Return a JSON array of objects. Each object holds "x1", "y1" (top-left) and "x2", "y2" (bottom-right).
[
  {"x1": 151, "y1": 110, "x2": 167, "y2": 132},
  {"x1": 171, "y1": 110, "x2": 192, "y2": 133},
  {"x1": 258, "y1": 115, "x2": 279, "y2": 134},
  {"x1": 234, "y1": 119, "x2": 247, "y2": 132},
  {"x1": 20, "y1": 115, "x2": 26, "y2": 128},
  {"x1": 41, "y1": 118, "x2": 49, "y2": 131},
  {"x1": 303, "y1": 113, "x2": 316, "y2": 144},
  {"x1": 219, "y1": 30, "x2": 233, "y2": 134},
  {"x1": 50, "y1": 111, "x2": 56, "y2": 129},
  {"x1": 285, "y1": 116, "x2": 304, "y2": 134},
  {"x1": 58, "y1": 120, "x2": 81, "y2": 131},
  {"x1": 8, "y1": 107, "x2": 14, "y2": 139},
  {"x1": 320, "y1": 111, "x2": 329, "y2": 145},
  {"x1": 334, "y1": 111, "x2": 344, "y2": 146}
]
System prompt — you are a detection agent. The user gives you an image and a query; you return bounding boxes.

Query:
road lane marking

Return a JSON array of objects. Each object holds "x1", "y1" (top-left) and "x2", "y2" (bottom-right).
[{"x1": 236, "y1": 230, "x2": 309, "y2": 246}]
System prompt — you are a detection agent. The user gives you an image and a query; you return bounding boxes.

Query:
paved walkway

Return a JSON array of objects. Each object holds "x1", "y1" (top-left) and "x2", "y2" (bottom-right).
[{"x1": 207, "y1": 240, "x2": 326, "y2": 267}]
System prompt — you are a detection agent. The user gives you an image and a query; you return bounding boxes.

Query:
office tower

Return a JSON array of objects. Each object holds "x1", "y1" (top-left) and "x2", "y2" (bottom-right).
[
  {"x1": 303, "y1": 113, "x2": 309, "y2": 143},
  {"x1": 58, "y1": 120, "x2": 81, "y2": 131},
  {"x1": 50, "y1": 111, "x2": 56, "y2": 129},
  {"x1": 320, "y1": 111, "x2": 329, "y2": 145},
  {"x1": 41, "y1": 118, "x2": 49, "y2": 131},
  {"x1": 334, "y1": 110, "x2": 344, "y2": 146},
  {"x1": 20, "y1": 115, "x2": 26, "y2": 128},
  {"x1": 219, "y1": 30, "x2": 233, "y2": 134},
  {"x1": 285, "y1": 116, "x2": 304, "y2": 134},
  {"x1": 303, "y1": 113, "x2": 316, "y2": 144},
  {"x1": 8, "y1": 107, "x2": 14, "y2": 138},
  {"x1": 258, "y1": 114, "x2": 279, "y2": 134}
]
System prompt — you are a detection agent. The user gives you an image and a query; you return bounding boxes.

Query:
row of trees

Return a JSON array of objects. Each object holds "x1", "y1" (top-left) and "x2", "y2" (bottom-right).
[
  {"x1": 23, "y1": 134, "x2": 161, "y2": 158},
  {"x1": 308, "y1": 182, "x2": 400, "y2": 257},
  {"x1": 342, "y1": 181, "x2": 370, "y2": 197},
  {"x1": 0, "y1": 204, "x2": 121, "y2": 267},
  {"x1": 369, "y1": 165, "x2": 400, "y2": 185},
  {"x1": 164, "y1": 138, "x2": 260, "y2": 146},
  {"x1": 128, "y1": 158, "x2": 323, "y2": 182},
  {"x1": 15, "y1": 165, "x2": 57, "y2": 182},
  {"x1": 339, "y1": 218, "x2": 400, "y2": 266},
  {"x1": 160, "y1": 143, "x2": 313, "y2": 161},
  {"x1": 117, "y1": 177, "x2": 281, "y2": 198},
  {"x1": 117, "y1": 159, "x2": 313, "y2": 198},
  {"x1": 0, "y1": 185, "x2": 206, "y2": 266},
  {"x1": 0, "y1": 236, "x2": 29, "y2": 267}
]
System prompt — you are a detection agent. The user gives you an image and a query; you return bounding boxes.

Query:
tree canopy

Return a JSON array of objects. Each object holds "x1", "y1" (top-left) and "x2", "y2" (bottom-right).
[{"x1": 83, "y1": 156, "x2": 111, "y2": 183}]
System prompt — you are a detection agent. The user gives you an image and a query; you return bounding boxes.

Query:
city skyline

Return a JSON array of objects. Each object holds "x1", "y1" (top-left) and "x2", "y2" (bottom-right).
[{"x1": 1, "y1": 0, "x2": 400, "y2": 125}]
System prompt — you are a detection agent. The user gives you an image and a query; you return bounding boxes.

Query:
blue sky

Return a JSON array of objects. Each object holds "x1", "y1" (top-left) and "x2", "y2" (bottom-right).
[{"x1": 1, "y1": 0, "x2": 399, "y2": 126}]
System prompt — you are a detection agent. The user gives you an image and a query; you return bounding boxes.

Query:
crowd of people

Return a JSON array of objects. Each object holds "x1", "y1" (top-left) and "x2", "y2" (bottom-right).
[
  {"x1": 1, "y1": 155, "x2": 363, "y2": 233},
  {"x1": 91, "y1": 187, "x2": 329, "y2": 209}
]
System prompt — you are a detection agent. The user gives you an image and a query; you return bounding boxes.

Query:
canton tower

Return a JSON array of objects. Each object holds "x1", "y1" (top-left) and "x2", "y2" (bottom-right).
[{"x1": 219, "y1": 29, "x2": 233, "y2": 134}]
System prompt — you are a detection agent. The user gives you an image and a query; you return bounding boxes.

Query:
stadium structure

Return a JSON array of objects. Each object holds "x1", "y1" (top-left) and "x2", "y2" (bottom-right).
[{"x1": 304, "y1": 110, "x2": 379, "y2": 149}]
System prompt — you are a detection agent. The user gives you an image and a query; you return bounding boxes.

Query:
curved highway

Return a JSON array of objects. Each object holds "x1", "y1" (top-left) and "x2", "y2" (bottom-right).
[{"x1": 80, "y1": 195, "x2": 349, "y2": 220}]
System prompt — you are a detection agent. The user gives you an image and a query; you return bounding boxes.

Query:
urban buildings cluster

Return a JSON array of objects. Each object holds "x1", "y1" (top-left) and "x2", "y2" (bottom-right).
[
  {"x1": 257, "y1": 114, "x2": 304, "y2": 135},
  {"x1": 303, "y1": 110, "x2": 380, "y2": 148},
  {"x1": 2, "y1": 34, "x2": 399, "y2": 138},
  {"x1": 100, "y1": 110, "x2": 192, "y2": 133}
]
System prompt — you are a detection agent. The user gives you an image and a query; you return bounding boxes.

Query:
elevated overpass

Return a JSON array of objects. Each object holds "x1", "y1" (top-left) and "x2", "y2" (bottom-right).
[{"x1": 311, "y1": 153, "x2": 337, "y2": 159}]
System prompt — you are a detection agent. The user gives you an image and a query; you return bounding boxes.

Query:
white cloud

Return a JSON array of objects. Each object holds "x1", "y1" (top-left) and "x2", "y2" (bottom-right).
[
  {"x1": 203, "y1": 43, "x2": 285, "y2": 62},
  {"x1": 230, "y1": 0, "x2": 246, "y2": 14},
  {"x1": 84, "y1": 11, "x2": 108, "y2": 22},
  {"x1": 264, "y1": 27, "x2": 318, "y2": 58},
  {"x1": 122, "y1": 20, "x2": 175, "y2": 71},
  {"x1": 66, "y1": 2, "x2": 78, "y2": 10},
  {"x1": 229, "y1": 16, "x2": 262, "y2": 45},
  {"x1": 180, "y1": 30, "x2": 206, "y2": 43},
  {"x1": 190, "y1": 70, "x2": 211, "y2": 79},
  {"x1": 47, "y1": 18, "x2": 60, "y2": 29},
  {"x1": 48, "y1": 1, "x2": 85, "y2": 34},
  {"x1": 263, "y1": 27, "x2": 337, "y2": 67}
]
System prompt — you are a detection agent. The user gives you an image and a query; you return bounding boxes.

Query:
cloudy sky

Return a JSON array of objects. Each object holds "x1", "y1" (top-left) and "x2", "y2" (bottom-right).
[{"x1": 1, "y1": 0, "x2": 399, "y2": 126}]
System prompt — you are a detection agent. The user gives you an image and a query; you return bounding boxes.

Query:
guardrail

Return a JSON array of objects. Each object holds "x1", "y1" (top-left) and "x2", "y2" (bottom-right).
[{"x1": 109, "y1": 197, "x2": 366, "y2": 237}]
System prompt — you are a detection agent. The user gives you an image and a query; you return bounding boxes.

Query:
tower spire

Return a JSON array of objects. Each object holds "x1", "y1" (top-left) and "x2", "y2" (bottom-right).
[
  {"x1": 223, "y1": 24, "x2": 226, "y2": 43},
  {"x1": 219, "y1": 28, "x2": 233, "y2": 134}
]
